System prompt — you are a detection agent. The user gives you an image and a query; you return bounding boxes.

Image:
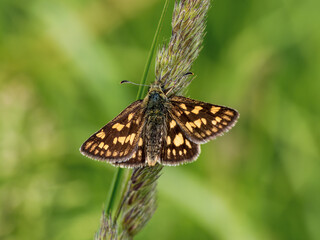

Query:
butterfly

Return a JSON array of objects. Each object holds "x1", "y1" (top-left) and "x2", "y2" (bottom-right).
[{"x1": 80, "y1": 83, "x2": 239, "y2": 168}]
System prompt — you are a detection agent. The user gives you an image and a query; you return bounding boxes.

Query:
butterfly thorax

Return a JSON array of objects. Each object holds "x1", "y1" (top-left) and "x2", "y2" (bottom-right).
[{"x1": 143, "y1": 86, "x2": 168, "y2": 166}]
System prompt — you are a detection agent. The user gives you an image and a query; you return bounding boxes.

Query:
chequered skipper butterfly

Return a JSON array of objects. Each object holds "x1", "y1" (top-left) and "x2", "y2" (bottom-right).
[{"x1": 80, "y1": 81, "x2": 239, "y2": 168}]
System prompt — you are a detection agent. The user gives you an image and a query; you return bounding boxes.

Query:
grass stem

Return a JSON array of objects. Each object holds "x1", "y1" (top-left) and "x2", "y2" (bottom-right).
[{"x1": 104, "y1": 0, "x2": 169, "y2": 223}]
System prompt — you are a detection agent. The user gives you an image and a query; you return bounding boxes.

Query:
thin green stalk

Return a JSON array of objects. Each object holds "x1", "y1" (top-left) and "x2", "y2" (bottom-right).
[
  {"x1": 105, "y1": 166, "x2": 128, "y2": 215},
  {"x1": 104, "y1": 0, "x2": 169, "y2": 222},
  {"x1": 136, "y1": 0, "x2": 169, "y2": 99}
]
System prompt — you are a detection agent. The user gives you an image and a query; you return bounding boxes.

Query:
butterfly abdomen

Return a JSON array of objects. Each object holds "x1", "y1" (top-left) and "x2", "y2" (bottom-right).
[{"x1": 144, "y1": 90, "x2": 168, "y2": 166}]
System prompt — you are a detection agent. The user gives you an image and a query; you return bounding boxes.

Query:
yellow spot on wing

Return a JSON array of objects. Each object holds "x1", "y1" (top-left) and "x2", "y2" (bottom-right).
[
  {"x1": 183, "y1": 149, "x2": 187, "y2": 154},
  {"x1": 224, "y1": 110, "x2": 234, "y2": 116},
  {"x1": 173, "y1": 133, "x2": 184, "y2": 147},
  {"x1": 189, "y1": 122, "x2": 196, "y2": 128},
  {"x1": 186, "y1": 122, "x2": 193, "y2": 132},
  {"x1": 125, "y1": 135, "x2": 131, "y2": 143},
  {"x1": 201, "y1": 118, "x2": 207, "y2": 125},
  {"x1": 179, "y1": 150, "x2": 182, "y2": 155},
  {"x1": 112, "y1": 151, "x2": 118, "y2": 157},
  {"x1": 185, "y1": 139, "x2": 192, "y2": 148},
  {"x1": 90, "y1": 143, "x2": 98, "y2": 152},
  {"x1": 180, "y1": 103, "x2": 187, "y2": 110},
  {"x1": 113, "y1": 137, "x2": 118, "y2": 144},
  {"x1": 132, "y1": 152, "x2": 136, "y2": 158},
  {"x1": 212, "y1": 127, "x2": 218, "y2": 132},
  {"x1": 104, "y1": 144, "x2": 109, "y2": 150},
  {"x1": 138, "y1": 138, "x2": 143, "y2": 146},
  {"x1": 205, "y1": 130, "x2": 211, "y2": 135},
  {"x1": 185, "y1": 111, "x2": 190, "y2": 115},
  {"x1": 118, "y1": 136, "x2": 126, "y2": 145},
  {"x1": 222, "y1": 115, "x2": 231, "y2": 121},
  {"x1": 211, "y1": 106, "x2": 221, "y2": 114},
  {"x1": 126, "y1": 122, "x2": 131, "y2": 128},
  {"x1": 191, "y1": 106, "x2": 203, "y2": 114},
  {"x1": 112, "y1": 123, "x2": 125, "y2": 131},
  {"x1": 96, "y1": 131, "x2": 106, "y2": 139},
  {"x1": 106, "y1": 150, "x2": 111, "y2": 157},
  {"x1": 127, "y1": 113, "x2": 134, "y2": 121},
  {"x1": 174, "y1": 110, "x2": 181, "y2": 117},
  {"x1": 194, "y1": 119, "x2": 202, "y2": 128},
  {"x1": 98, "y1": 142, "x2": 104, "y2": 148},
  {"x1": 172, "y1": 149, "x2": 176, "y2": 156},
  {"x1": 167, "y1": 136, "x2": 171, "y2": 145},
  {"x1": 129, "y1": 133, "x2": 136, "y2": 145},
  {"x1": 85, "y1": 141, "x2": 93, "y2": 150},
  {"x1": 216, "y1": 116, "x2": 222, "y2": 122},
  {"x1": 94, "y1": 149, "x2": 99, "y2": 155},
  {"x1": 194, "y1": 132, "x2": 201, "y2": 138},
  {"x1": 212, "y1": 120, "x2": 217, "y2": 125},
  {"x1": 170, "y1": 120, "x2": 176, "y2": 128}
]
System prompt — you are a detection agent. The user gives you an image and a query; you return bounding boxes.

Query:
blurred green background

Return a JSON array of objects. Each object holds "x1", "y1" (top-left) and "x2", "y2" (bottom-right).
[{"x1": 1, "y1": 0, "x2": 319, "y2": 239}]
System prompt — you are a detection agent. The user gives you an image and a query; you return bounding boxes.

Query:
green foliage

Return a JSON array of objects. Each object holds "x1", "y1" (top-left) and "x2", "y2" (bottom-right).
[{"x1": 0, "y1": 0, "x2": 319, "y2": 240}]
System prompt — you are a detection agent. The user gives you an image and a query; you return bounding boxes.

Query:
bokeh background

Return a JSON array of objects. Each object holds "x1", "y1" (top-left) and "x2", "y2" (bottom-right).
[{"x1": 1, "y1": 0, "x2": 319, "y2": 239}]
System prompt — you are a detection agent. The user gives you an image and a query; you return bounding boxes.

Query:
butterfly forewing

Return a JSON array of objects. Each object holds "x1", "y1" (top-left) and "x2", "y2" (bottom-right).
[
  {"x1": 80, "y1": 100, "x2": 144, "y2": 162},
  {"x1": 160, "y1": 116, "x2": 200, "y2": 166},
  {"x1": 111, "y1": 136, "x2": 146, "y2": 168},
  {"x1": 169, "y1": 96, "x2": 239, "y2": 144}
]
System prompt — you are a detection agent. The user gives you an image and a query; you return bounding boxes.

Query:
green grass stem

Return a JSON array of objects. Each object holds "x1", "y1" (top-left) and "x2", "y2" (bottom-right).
[{"x1": 104, "y1": 0, "x2": 169, "y2": 222}]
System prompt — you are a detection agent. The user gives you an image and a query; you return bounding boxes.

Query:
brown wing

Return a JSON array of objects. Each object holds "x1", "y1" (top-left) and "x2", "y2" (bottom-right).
[
  {"x1": 168, "y1": 96, "x2": 239, "y2": 144},
  {"x1": 80, "y1": 100, "x2": 145, "y2": 163},
  {"x1": 111, "y1": 136, "x2": 146, "y2": 168},
  {"x1": 160, "y1": 115, "x2": 200, "y2": 166}
]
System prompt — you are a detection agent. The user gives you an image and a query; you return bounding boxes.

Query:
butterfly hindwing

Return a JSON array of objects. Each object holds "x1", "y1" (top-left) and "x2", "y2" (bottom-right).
[
  {"x1": 80, "y1": 100, "x2": 144, "y2": 162},
  {"x1": 169, "y1": 96, "x2": 239, "y2": 144},
  {"x1": 160, "y1": 116, "x2": 200, "y2": 166}
]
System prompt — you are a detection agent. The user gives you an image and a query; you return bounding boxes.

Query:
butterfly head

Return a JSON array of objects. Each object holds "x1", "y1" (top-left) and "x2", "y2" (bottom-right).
[{"x1": 144, "y1": 84, "x2": 168, "y2": 108}]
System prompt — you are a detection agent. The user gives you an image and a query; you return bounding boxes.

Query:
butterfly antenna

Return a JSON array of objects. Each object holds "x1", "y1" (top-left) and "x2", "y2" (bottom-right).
[
  {"x1": 120, "y1": 80, "x2": 150, "y2": 87},
  {"x1": 184, "y1": 72, "x2": 194, "y2": 76}
]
